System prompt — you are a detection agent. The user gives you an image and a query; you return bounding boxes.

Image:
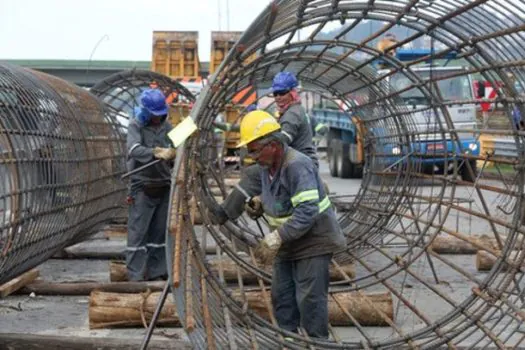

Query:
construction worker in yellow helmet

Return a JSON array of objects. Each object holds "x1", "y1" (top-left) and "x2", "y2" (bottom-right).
[
  {"x1": 214, "y1": 72, "x2": 320, "y2": 222},
  {"x1": 207, "y1": 110, "x2": 345, "y2": 339}
]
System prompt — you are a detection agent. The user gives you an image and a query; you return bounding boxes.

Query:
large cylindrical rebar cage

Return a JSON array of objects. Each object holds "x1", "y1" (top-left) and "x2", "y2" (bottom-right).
[
  {"x1": 169, "y1": 1, "x2": 525, "y2": 349},
  {"x1": 0, "y1": 63, "x2": 127, "y2": 284}
]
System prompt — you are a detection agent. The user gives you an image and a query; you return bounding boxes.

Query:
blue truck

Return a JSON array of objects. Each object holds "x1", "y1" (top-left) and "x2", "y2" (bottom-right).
[
  {"x1": 312, "y1": 49, "x2": 481, "y2": 182},
  {"x1": 313, "y1": 106, "x2": 365, "y2": 178}
]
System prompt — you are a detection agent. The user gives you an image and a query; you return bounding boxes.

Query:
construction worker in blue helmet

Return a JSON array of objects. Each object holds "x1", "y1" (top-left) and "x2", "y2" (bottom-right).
[
  {"x1": 208, "y1": 110, "x2": 344, "y2": 339},
  {"x1": 125, "y1": 88, "x2": 176, "y2": 281},
  {"x1": 210, "y1": 71, "x2": 319, "y2": 222}
]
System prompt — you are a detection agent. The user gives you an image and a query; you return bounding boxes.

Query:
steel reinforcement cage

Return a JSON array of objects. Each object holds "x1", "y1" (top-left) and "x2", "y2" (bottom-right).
[
  {"x1": 0, "y1": 63, "x2": 127, "y2": 284},
  {"x1": 169, "y1": 1, "x2": 525, "y2": 349}
]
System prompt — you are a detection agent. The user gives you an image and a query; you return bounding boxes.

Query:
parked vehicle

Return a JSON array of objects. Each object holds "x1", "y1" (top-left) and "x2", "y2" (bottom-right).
[
  {"x1": 313, "y1": 48, "x2": 481, "y2": 182},
  {"x1": 312, "y1": 106, "x2": 365, "y2": 178},
  {"x1": 381, "y1": 65, "x2": 480, "y2": 182}
]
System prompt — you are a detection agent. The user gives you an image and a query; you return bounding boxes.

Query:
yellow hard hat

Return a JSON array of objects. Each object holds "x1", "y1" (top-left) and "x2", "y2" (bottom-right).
[{"x1": 236, "y1": 110, "x2": 281, "y2": 148}]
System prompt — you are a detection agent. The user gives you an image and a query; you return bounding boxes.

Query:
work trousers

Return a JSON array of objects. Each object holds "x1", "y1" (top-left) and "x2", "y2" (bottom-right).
[
  {"x1": 272, "y1": 254, "x2": 332, "y2": 339},
  {"x1": 126, "y1": 189, "x2": 169, "y2": 281}
]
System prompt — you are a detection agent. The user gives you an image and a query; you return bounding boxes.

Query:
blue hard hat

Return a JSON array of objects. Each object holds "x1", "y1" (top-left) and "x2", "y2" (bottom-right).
[
  {"x1": 271, "y1": 71, "x2": 298, "y2": 93},
  {"x1": 246, "y1": 104, "x2": 257, "y2": 113},
  {"x1": 140, "y1": 88, "x2": 168, "y2": 116}
]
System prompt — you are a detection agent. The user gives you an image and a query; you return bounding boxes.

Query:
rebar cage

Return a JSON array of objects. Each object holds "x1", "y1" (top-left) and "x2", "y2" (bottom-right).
[
  {"x1": 0, "y1": 63, "x2": 127, "y2": 283},
  {"x1": 170, "y1": 1, "x2": 525, "y2": 349}
]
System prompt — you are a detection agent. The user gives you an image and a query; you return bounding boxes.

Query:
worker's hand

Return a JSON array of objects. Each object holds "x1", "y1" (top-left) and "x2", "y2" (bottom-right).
[
  {"x1": 254, "y1": 230, "x2": 282, "y2": 266},
  {"x1": 245, "y1": 196, "x2": 264, "y2": 219},
  {"x1": 153, "y1": 147, "x2": 177, "y2": 161}
]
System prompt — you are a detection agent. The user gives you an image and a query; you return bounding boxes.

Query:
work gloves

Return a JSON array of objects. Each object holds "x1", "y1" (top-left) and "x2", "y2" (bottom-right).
[
  {"x1": 254, "y1": 230, "x2": 282, "y2": 266},
  {"x1": 153, "y1": 147, "x2": 177, "y2": 161},
  {"x1": 245, "y1": 196, "x2": 264, "y2": 219}
]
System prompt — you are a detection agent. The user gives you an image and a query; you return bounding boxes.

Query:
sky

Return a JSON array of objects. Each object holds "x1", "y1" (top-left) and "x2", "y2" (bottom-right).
[{"x1": 0, "y1": 0, "x2": 273, "y2": 62}]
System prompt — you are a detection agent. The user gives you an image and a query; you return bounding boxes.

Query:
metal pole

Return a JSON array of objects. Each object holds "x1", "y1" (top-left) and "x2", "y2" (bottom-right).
[
  {"x1": 139, "y1": 282, "x2": 171, "y2": 350},
  {"x1": 226, "y1": 0, "x2": 230, "y2": 31},
  {"x1": 217, "y1": 0, "x2": 222, "y2": 30},
  {"x1": 85, "y1": 34, "x2": 109, "y2": 83},
  {"x1": 121, "y1": 159, "x2": 162, "y2": 180}
]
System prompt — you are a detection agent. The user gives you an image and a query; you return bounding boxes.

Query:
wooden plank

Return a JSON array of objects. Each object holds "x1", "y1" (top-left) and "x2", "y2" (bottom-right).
[{"x1": 0, "y1": 269, "x2": 39, "y2": 298}]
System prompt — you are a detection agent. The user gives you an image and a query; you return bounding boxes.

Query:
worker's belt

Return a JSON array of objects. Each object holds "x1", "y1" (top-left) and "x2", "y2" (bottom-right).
[
  {"x1": 142, "y1": 182, "x2": 170, "y2": 198},
  {"x1": 264, "y1": 195, "x2": 331, "y2": 227}
]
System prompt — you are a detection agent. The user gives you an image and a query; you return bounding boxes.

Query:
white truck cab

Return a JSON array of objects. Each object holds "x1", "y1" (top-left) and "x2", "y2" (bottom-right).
[{"x1": 378, "y1": 65, "x2": 480, "y2": 182}]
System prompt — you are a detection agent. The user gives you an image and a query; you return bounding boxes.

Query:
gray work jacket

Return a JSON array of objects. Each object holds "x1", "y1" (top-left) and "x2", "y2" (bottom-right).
[
  {"x1": 279, "y1": 103, "x2": 319, "y2": 168},
  {"x1": 260, "y1": 147, "x2": 345, "y2": 260},
  {"x1": 126, "y1": 118, "x2": 173, "y2": 191}
]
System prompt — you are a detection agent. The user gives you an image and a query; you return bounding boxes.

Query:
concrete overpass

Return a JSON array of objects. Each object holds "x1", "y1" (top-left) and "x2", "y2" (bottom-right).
[{"x1": 1, "y1": 59, "x2": 210, "y2": 87}]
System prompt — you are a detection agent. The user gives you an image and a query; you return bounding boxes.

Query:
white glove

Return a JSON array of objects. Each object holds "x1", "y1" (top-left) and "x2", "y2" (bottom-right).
[
  {"x1": 245, "y1": 196, "x2": 264, "y2": 219},
  {"x1": 153, "y1": 147, "x2": 177, "y2": 160},
  {"x1": 254, "y1": 230, "x2": 282, "y2": 265}
]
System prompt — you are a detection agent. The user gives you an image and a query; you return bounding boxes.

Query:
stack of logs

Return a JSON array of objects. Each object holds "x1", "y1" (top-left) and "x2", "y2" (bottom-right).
[
  {"x1": 88, "y1": 175, "x2": 394, "y2": 329},
  {"x1": 430, "y1": 234, "x2": 524, "y2": 272},
  {"x1": 91, "y1": 259, "x2": 393, "y2": 329}
]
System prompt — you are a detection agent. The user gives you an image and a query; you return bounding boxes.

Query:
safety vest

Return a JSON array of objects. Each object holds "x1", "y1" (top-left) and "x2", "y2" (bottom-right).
[{"x1": 264, "y1": 191, "x2": 331, "y2": 228}]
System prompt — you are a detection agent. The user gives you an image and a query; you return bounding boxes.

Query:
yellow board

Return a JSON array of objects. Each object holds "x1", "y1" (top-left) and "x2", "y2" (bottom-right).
[{"x1": 168, "y1": 116, "x2": 198, "y2": 147}]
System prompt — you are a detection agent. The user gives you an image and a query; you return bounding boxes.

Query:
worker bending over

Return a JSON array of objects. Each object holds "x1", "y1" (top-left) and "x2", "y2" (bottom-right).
[
  {"x1": 234, "y1": 110, "x2": 345, "y2": 338},
  {"x1": 219, "y1": 71, "x2": 319, "y2": 220},
  {"x1": 126, "y1": 88, "x2": 177, "y2": 281}
]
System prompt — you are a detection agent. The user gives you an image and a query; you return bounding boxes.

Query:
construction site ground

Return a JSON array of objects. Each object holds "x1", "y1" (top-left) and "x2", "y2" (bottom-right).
[{"x1": 0, "y1": 157, "x2": 510, "y2": 349}]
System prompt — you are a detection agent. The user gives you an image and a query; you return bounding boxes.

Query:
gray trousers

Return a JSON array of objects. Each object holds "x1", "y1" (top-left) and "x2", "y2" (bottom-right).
[
  {"x1": 126, "y1": 190, "x2": 169, "y2": 281},
  {"x1": 272, "y1": 254, "x2": 332, "y2": 339}
]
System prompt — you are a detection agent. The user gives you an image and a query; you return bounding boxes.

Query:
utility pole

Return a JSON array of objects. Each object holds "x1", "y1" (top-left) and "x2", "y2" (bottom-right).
[
  {"x1": 226, "y1": 0, "x2": 230, "y2": 31},
  {"x1": 218, "y1": 0, "x2": 222, "y2": 30}
]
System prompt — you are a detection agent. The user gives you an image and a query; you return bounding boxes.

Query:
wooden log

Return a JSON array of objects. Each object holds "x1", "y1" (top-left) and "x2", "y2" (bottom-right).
[
  {"x1": 430, "y1": 235, "x2": 505, "y2": 254},
  {"x1": 89, "y1": 290, "x2": 180, "y2": 329},
  {"x1": 16, "y1": 280, "x2": 165, "y2": 296},
  {"x1": 476, "y1": 250, "x2": 524, "y2": 271},
  {"x1": 103, "y1": 224, "x2": 128, "y2": 239},
  {"x1": 110, "y1": 259, "x2": 356, "y2": 283},
  {"x1": 231, "y1": 290, "x2": 393, "y2": 326},
  {"x1": 110, "y1": 261, "x2": 128, "y2": 282},
  {"x1": 88, "y1": 290, "x2": 392, "y2": 329},
  {"x1": 0, "y1": 269, "x2": 39, "y2": 298},
  {"x1": 0, "y1": 333, "x2": 191, "y2": 350}
]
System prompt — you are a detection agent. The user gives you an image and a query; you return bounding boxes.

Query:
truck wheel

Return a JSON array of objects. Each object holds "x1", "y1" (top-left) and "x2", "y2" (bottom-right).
[
  {"x1": 328, "y1": 140, "x2": 338, "y2": 177},
  {"x1": 460, "y1": 159, "x2": 478, "y2": 183},
  {"x1": 351, "y1": 164, "x2": 363, "y2": 178},
  {"x1": 337, "y1": 142, "x2": 353, "y2": 179}
]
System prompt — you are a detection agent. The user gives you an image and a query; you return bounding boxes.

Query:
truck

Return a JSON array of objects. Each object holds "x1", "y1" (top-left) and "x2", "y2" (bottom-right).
[
  {"x1": 151, "y1": 31, "x2": 200, "y2": 80},
  {"x1": 150, "y1": 30, "x2": 256, "y2": 164},
  {"x1": 151, "y1": 31, "x2": 201, "y2": 127},
  {"x1": 314, "y1": 48, "x2": 481, "y2": 182},
  {"x1": 313, "y1": 104, "x2": 366, "y2": 179},
  {"x1": 383, "y1": 64, "x2": 480, "y2": 182}
]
